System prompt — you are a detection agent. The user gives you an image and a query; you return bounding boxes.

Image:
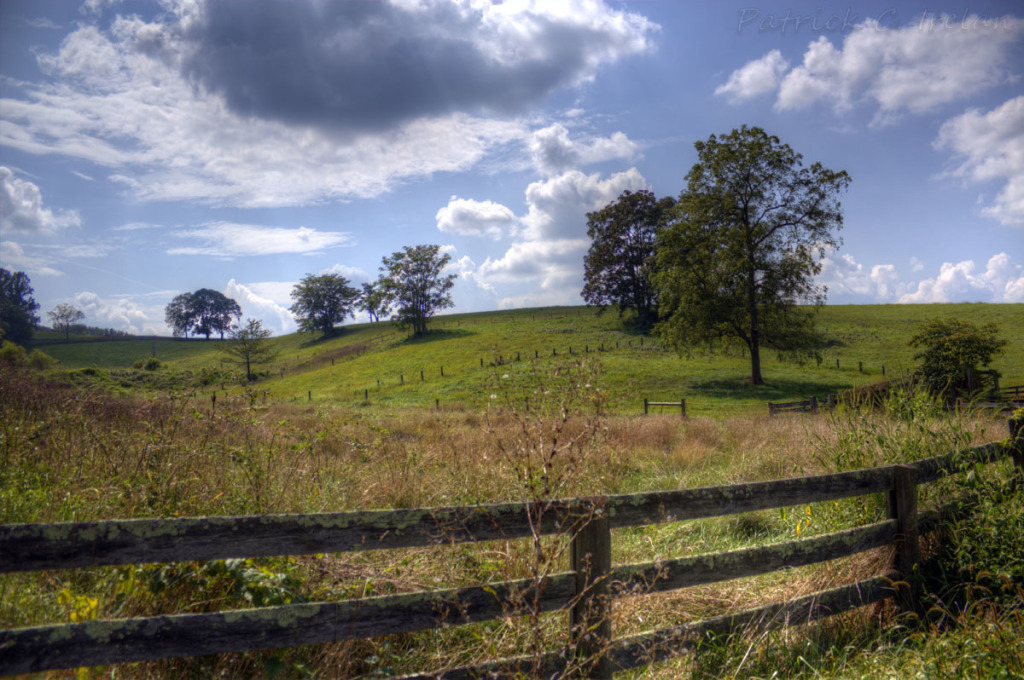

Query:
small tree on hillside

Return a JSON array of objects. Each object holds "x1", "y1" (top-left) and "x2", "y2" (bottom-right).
[
  {"x1": 909, "y1": 319, "x2": 1006, "y2": 398},
  {"x1": 48, "y1": 303, "x2": 85, "y2": 342},
  {"x1": 290, "y1": 273, "x2": 361, "y2": 337},
  {"x1": 582, "y1": 189, "x2": 675, "y2": 330},
  {"x1": 359, "y1": 281, "x2": 391, "y2": 323},
  {"x1": 221, "y1": 318, "x2": 278, "y2": 382},
  {"x1": 377, "y1": 245, "x2": 456, "y2": 336}
]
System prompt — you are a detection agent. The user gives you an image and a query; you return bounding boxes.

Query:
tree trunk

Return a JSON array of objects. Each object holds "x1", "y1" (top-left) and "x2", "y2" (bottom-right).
[{"x1": 750, "y1": 341, "x2": 763, "y2": 385}]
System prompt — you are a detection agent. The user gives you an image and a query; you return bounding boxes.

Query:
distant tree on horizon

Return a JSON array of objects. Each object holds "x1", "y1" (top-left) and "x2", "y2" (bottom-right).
[
  {"x1": 164, "y1": 288, "x2": 241, "y2": 339},
  {"x1": 0, "y1": 267, "x2": 40, "y2": 346},
  {"x1": 377, "y1": 245, "x2": 456, "y2": 336},
  {"x1": 290, "y1": 273, "x2": 361, "y2": 337},
  {"x1": 47, "y1": 303, "x2": 85, "y2": 342}
]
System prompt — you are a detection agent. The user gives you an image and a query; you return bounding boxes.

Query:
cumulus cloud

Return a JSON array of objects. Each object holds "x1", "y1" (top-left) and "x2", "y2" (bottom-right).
[
  {"x1": 319, "y1": 264, "x2": 369, "y2": 282},
  {"x1": 0, "y1": 241, "x2": 63, "y2": 277},
  {"x1": 436, "y1": 197, "x2": 516, "y2": 239},
  {"x1": 167, "y1": 222, "x2": 352, "y2": 257},
  {"x1": 935, "y1": 96, "x2": 1024, "y2": 224},
  {"x1": 0, "y1": 167, "x2": 82, "y2": 235},
  {"x1": 521, "y1": 167, "x2": 647, "y2": 240},
  {"x1": 179, "y1": 0, "x2": 656, "y2": 135},
  {"x1": 528, "y1": 123, "x2": 639, "y2": 175},
  {"x1": 72, "y1": 290, "x2": 163, "y2": 334},
  {"x1": 714, "y1": 50, "x2": 789, "y2": 103},
  {"x1": 718, "y1": 15, "x2": 1023, "y2": 121},
  {"x1": 816, "y1": 250, "x2": 906, "y2": 301},
  {"x1": 899, "y1": 253, "x2": 1024, "y2": 303},
  {"x1": 224, "y1": 279, "x2": 296, "y2": 334}
]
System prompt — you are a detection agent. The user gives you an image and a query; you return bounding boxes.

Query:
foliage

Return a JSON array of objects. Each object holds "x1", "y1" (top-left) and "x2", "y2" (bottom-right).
[
  {"x1": 132, "y1": 357, "x2": 162, "y2": 371},
  {"x1": 908, "y1": 318, "x2": 1006, "y2": 398},
  {"x1": 165, "y1": 288, "x2": 242, "y2": 339},
  {"x1": 0, "y1": 339, "x2": 29, "y2": 365},
  {"x1": 359, "y1": 281, "x2": 391, "y2": 324},
  {"x1": 0, "y1": 267, "x2": 40, "y2": 346},
  {"x1": 655, "y1": 126, "x2": 850, "y2": 385},
  {"x1": 221, "y1": 318, "x2": 278, "y2": 381},
  {"x1": 290, "y1": 273, "x2": 361, "y2": 337},
  {"x1": 28, "y1": 348, "x2": 59, "y2": 370},
  {"x1": 47, "y1": 303, "x2": 85, "y2": 342},
  {"x1": 582, "y1": 190, "x2": 675, "y2": 330},
  {"x1": 377, "y1": 244, "x2": 456, "y2": 336}
]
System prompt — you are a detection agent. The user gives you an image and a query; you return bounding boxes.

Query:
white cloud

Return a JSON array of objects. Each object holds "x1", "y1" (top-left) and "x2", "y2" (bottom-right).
[
  {"x1": 319, "y1": 264, "x2": 369, "y2": 282},
  {"x1": 899, "y1": 253, "x2": 1024, "y2": 303},
  {"x1": 72, "y1": 290, "x2": 163, "y2": 335},
  {"x1": 528, "y1": 123, "x2": 639, "y2": 176},
  {"x1": 719, "y1": 15, "x2": 1023, "y2": 120},
  {"x1": 816, "y1": 250, "x2": 906, "y2": 301},
  {"x1": 0, "y1": 241, "x2": 63, "y2": 277},
  {"x1": 224, "y1": 279, "x2": 296, "y2": 335},
  {"x1": 521, "y1": 167, "x2": 647, "y2": 241},
  {"x1": 0, "y1": 166, "x2": 82, "y2": 235},
  {"x1": 910, "y1": 256, "x2": 925, "y2": 272},
  {"x1": 935, "y1": 96, "x2": 1024, "y2": 224},
  {"x1": 714, "y1": 50, "x2": 789, "y2": 103},
  {"x1": 168, "y1": 222, "x2": 352, "y2": 258},
  {"x1": 436, "y1": 197, "x2": 516, "y2": 239}
]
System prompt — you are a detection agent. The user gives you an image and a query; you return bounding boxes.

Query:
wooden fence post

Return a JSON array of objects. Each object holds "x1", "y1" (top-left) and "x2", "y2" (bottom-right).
[
  {"x1": 1010, "y1": 416, "x2": 1024, "y2": 479},
  {"x1": 643, "y1": 398, "x2": 649, "y2": 415},
  {"x1": 887, "y1": 465, "x2": 919, "y2": 615},
  {"x1": 680, "y1": 398, "x2": 686, "y2": 418},
  {"x1": 571, "y1": 507, "x2": 612, "y2": 679},
  {"x1": 809, "y1": 396, "x2": 818, "y2": 413}
]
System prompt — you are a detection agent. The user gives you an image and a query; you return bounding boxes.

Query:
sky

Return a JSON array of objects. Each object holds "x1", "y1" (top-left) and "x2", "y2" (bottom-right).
[{"x1": 1, "y1": 0, "x2": 1022, "y2": 337}]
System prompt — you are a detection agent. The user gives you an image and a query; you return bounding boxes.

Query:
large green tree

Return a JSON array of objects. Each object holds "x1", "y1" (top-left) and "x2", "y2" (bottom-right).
[
  {"x1": 0, "y1": 268, "x2": 40, "y2": 346},
  {"x1": 377, "y1": 245, "x2": 456, "y2": 336},
  {"x1": 909, "y1": 319, "x2": 1006, "y2": 397},
  {"x1": 290, "y1": 273, "x2": 361, "y2": 337},
  {"x1": 164, "y1": 289, "x2": 241, "y2": 339},
  {"x1": 582, "y1": 189, "x2": 675, "y2": 330},
  {"x1": 655, "y1": 126, "x2": 850, "y2": 385}
]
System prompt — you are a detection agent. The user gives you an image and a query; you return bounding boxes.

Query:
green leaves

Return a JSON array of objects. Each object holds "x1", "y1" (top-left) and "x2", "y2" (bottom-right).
[
  {"x1": 289, "y1": 273, "x2": 360, "y2": 337},
  {"x1": 909, "y1": 318, "x2": 1007, "y2": 397},
  {"x1": 377, "y1": 244, "x2": 456, "y2": 336}
]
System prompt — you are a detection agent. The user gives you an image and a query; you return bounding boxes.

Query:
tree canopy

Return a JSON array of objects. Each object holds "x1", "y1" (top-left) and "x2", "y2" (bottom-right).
[
  {"x1": 582, "y1": 189, "x2": 675, "y2": 330},
  {"x1": 0, "y1": 268, "x2": 40, "y2": 346},
  {"x1": 359, "y1": 281, "x2": 391, "y2": 324},
  {"x1": 221, "y1": 318, "x2": 277, "y2": 381},
  {"x1": 378, "y1": 244, "x2": 456, "y2": 336},
  {"x1": 655, "y1": 126, "x2": 850, "y2": 385},
  {"x1": 909, "y1": 318, "x2": 1006, "y2": 397},
  {"x1": 164, "y1": 289, "x2": 241, "y2": 339},
  {"x1": 47, "y1": 303, "x2": 85, "y2": 342},
  {"x1": 290, "y1": 273, "x2": 361, "y2": 337}
]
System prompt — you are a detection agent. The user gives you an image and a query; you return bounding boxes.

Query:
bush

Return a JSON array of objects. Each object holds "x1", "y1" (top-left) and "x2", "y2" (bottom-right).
[
  {"x1": 0, "y1": 340, "x2": 28, "y2": 366},
  {"x1": 28, "y1": 349, "x2": 59, "y2": 370}
]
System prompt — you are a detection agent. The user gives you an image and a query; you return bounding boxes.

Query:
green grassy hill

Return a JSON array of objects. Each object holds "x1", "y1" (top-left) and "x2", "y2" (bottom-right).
[{"x1": 39, "y1": 303, "x2": 1024, "y2": 416}]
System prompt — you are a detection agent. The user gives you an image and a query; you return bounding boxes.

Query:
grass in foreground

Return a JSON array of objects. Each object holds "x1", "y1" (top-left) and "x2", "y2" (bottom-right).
[{"x1": 2, "y1": 360, "x2": 1022, "y2": 678}]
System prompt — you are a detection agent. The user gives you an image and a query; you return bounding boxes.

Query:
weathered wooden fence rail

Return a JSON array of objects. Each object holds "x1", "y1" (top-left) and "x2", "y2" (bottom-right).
[
  {"x1": 2, "y1": 426, "x2": 1021, "y2": 678},
  {"x1": 768, "y1": 396, "x2": 819, "y2": 415},
  {"x1": 643, "y1": 398, "x2": 686, "y2": 417}
]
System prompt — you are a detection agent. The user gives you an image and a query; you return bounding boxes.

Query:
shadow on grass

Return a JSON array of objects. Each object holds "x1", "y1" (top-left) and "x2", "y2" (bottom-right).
[
  {"x1": 691, "y1": 376, "x2": 851, "y2": 401},
  {"x1": 400, "y1": 328, "x2": 475, "y2": 345}
]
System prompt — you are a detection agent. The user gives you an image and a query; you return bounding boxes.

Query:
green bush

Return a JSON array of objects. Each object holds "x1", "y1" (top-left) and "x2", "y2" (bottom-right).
[
  {"x1": 28, "y1": 349, "x2": 59, "y2": 370},
  {"x1": 0, "y1": 340, "x2": 28, "y2": 366}
]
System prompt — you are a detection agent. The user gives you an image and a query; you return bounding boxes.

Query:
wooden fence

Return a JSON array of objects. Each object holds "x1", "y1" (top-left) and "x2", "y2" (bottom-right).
[
  {"x1": 2, "y1": 422, "x2": 1022, "y2": 678},
  {"x1": 643, "y1": 398, "x2": 686, "y2": 417},
  {"x1": 768, "y1": 396, "x2": 820, "y2": 416}
]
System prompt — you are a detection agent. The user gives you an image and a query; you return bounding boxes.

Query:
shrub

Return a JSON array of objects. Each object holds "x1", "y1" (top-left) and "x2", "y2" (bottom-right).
[
  {"x1": 28, "y1": 349, "x2": 59, "y2": 370},
  {"x1": 0, "y1": 340, "x2": 28, "y2": 366}
]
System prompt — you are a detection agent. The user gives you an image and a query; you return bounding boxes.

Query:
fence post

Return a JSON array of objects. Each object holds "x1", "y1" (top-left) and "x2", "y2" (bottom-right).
[
  {"x1": 809, "y1": 395, "x2": 818, "y2": 413},
  {"x1": 571, "y1": 506, "x2": 612, "y2": 679},
  {"x1": 680, "y1": 398, "x2": 686, "y2": 418},
  {"x1": 1010, "y1": 416, "x2": 1024, "y2": 479},
  {"x1": 644, "y1": 398, "x2": 649, "y2": 415},
  {"x1": 887, "y1": 465, "x2": 919, "y2": 615}
]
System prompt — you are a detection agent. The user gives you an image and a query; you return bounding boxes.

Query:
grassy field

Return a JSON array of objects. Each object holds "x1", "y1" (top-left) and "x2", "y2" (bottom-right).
[
  {"x1": 6, "y1": 303, "x2": 1023, "y2": 678},
  {"x1": 39, "y1": 303, "x2": 1024, "y2": 417}
]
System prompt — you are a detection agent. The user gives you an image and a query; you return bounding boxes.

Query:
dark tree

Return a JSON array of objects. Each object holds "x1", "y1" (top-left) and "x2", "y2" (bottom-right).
[
  {"x1": 378, "y1": 245, "x2": 456, "y2": 336},
  {"x1": 47, "y1": 303, "x2": 85, "y2": 342},
  {"x1": 909, "y1": 319, "x2": 1006, "y2": 397},
  {"x1": 0, "y1": 268, "x2": 40, "y2": 346},
  {"x1": 359, "y1": 281, "x2": 391, "y2": 324},
  {"x1": 221, "y1": 318, "x2": 278, "y2": 382},
  {"x1": 164, "y1": 289, "x2": 241, "y2": 339},
  {"x1": 582, "y1": 189, "x2": 675, "y2": 330},
  {"x1": 655, "y1": 126, "x2": 850, "y2": 385},
  {"x1": 290, "y1": 273, "x2": 361, "y2": 337}
]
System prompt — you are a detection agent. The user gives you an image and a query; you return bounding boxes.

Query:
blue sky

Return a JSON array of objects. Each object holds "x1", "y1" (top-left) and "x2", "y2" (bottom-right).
[{"x1": 1, "y1": 0, "x2": 1022, "y2": 336}]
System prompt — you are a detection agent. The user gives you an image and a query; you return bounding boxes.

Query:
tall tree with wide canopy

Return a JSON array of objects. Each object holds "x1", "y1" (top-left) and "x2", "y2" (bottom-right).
[
  {"x1": 377, "y1": 245, "x2": 456, "y2": 336},
  {"x1": 582, "y1": 189, "x2": 675, "y2": 330},
  {"x1": 164, "y1": 289, "x2": 241, "y2": 339},
  {"x1": 290, "y1": 273, "x2": 361, "y2": 337},
  {"x1": 47, "y1": 303, "x2": 85, "y2": 342},
  {"x1": 655, "y1": 126, "x2": 850, "y2": 385},
  {"x1": 0, "y1": 268, "x2": 40, "y2": 346}
]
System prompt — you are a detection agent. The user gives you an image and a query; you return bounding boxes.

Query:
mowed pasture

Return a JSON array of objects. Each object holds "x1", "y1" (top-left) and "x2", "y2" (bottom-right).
[{"x1": 40, "y1": 303, "x2": 1024, "y2": 417}]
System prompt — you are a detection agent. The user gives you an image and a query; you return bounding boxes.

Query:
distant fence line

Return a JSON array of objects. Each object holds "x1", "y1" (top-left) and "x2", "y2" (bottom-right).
[{"x1": 3, "y1": 421, "x2": 1022, "y2": 677}]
